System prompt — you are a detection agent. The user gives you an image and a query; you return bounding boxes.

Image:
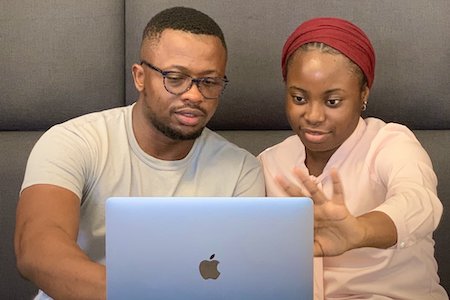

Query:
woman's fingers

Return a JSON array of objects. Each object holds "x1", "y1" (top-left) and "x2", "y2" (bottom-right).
[
  {"x1": 329, "y1": 168, "x2": 345, "y2": 205},
  {"x1": 275, "y1": 168, "x2": 344, "y2": 207},
  {"x1": 275, "y1": 174, "x2": 305, "y2": 196},
  {"x1": 292, "y1": 167, "x2": 327, "y2": 205}
]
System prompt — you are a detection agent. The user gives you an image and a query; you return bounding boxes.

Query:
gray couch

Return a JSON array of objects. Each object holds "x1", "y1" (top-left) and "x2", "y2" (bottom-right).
[{"x1": 1, "y1": 1, "x2": 449, "y2": 298}]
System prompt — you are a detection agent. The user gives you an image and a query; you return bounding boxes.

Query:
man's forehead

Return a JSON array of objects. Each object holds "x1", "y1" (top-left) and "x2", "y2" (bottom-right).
[{"x1": 141, "y1": 29, "x2": 225, "y2": 56}]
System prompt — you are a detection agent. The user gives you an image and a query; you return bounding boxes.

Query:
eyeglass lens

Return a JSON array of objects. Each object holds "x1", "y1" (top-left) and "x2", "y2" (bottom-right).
[{"x1": 163, "y1": 73, "x2": 226, "y2": 99}]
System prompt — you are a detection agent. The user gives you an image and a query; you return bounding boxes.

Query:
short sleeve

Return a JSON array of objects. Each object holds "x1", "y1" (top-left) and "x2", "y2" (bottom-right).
[{"x1": 21, "y1": 124, "x2": 94, "y2": 200}]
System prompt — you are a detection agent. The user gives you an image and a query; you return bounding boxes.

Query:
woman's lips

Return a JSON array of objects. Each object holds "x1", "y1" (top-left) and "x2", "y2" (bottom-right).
[{"x1": 302, "y1": 128, "x2": 330, "y2": 143}]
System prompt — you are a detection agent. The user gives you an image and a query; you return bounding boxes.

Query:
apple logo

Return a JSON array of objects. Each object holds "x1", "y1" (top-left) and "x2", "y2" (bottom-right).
[{"x1": 199, "y1": 254, "x2": 220, "y2": 280}]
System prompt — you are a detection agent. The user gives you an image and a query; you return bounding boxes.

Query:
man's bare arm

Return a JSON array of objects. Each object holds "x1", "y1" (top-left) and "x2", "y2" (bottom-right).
[{"x1": 15, "y1": 184, "x2": 106, "y2": 300}]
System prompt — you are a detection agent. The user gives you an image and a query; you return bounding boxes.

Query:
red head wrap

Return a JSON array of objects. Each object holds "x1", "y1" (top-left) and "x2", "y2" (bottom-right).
[{"x1": 281, "y1": 17, "x2": 376, "y2": 88}]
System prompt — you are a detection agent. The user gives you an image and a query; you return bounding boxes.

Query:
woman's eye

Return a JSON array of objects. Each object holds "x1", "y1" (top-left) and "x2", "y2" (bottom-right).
[
  {"x1": 293, "y1": 96, "x2": 306, "y2": 104},
  {"x1": 327, "y1": 99, "x2": 341, "y2": 107}
]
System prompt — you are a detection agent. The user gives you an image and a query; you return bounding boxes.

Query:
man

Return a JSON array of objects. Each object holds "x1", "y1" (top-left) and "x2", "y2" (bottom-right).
[{"x1": 15, "y1": 7, "x2": 265, "y2": 300}]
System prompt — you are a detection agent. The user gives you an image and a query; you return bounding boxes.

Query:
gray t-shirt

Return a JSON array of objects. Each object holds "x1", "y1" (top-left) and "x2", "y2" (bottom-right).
[{"x1": 22, "y1": 104, "x2": 265, "y2": 267}]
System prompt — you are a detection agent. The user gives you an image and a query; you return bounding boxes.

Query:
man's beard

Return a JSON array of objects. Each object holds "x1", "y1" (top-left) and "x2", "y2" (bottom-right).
[
  {"x1": 149, "y1": 110, "x2": 204, "y2": 140},
  {"x1": 152, "y1": 117, "x2": 204, "y2": 140},
  {"x1": 142, "y1": 91, "x2": 207, "y2": 140}
]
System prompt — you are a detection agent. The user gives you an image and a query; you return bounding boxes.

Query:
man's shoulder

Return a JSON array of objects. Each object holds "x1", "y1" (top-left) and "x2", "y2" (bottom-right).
[
  {"x1": 58, "y1": 105, "x2": 131, "y2": 129},
  {"x1": 42, "y1": 105, "x2": 131, "y2": 141},
  {"x1": 38, "y1": 105, "x2": 132, "y2": 149}
]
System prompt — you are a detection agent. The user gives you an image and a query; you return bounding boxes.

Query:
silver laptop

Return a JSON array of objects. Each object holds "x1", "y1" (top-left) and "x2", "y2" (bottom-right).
[{"x1": 106, "y1": 196, "x2": 313, "y2": 300}]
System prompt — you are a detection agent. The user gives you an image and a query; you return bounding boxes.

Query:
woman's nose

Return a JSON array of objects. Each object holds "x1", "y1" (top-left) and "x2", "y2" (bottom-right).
[{"x1": 304, "y1": 102, "x2": 325, "y2": 124}]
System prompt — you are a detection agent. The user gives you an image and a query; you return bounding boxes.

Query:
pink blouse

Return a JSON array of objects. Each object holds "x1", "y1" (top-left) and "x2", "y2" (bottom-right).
[{"x1": 258, "y1": 117, "x2": 448, "y2": 299}]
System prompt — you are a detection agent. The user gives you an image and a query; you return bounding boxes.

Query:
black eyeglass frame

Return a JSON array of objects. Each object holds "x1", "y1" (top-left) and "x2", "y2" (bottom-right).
[{"x1": 140, "y1": 60, "x2": 229, "y2": 99}]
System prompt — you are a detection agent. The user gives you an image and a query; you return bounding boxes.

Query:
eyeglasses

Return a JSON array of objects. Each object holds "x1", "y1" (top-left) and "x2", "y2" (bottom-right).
[{"x1": 140, "y1": 60, "x2": 228, "y2": 99}]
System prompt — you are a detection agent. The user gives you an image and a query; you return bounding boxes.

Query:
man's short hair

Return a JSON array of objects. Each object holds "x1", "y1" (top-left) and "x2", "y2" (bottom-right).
[{"x1": 142, "y1": 6, "x2": 226, "y2": 50}]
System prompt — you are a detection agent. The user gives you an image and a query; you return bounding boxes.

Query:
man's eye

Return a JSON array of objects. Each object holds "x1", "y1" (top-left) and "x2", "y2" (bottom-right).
[
  {"x1": 165, "y1": 73, "x2": 186, "y2": 81},
  {"x1": 202, "y1": 78, "x2": 222, "y2": 86},
  {"x1": 165, "y1": 73, "x2": 187, "y2": 86}
]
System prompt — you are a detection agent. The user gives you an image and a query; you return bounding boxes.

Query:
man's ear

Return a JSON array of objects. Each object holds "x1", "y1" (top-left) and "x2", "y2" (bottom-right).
[{"x1": 132, "y1": 64, "x2": 145, "y2": 92}]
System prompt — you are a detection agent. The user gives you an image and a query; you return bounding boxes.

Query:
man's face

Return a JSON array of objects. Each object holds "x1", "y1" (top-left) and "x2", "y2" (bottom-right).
[{"x1": 135, "y1": 29, "x2": 227, "y2": 140}]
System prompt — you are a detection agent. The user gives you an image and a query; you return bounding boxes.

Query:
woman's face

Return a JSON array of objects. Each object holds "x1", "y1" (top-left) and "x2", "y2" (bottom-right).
[{"x1": 285, "y1": 49, "x2": 369, "y2": 158}]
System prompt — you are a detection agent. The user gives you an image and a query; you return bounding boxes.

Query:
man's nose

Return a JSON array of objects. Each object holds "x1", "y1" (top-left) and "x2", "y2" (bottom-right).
[{"x1": 181, "y1": 80, "x2": 205, "y2": 102}]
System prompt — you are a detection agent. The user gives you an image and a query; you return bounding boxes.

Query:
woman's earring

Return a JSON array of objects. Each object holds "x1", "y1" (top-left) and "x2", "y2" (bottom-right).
[{"x1": 361, "y1": 101, "x2": 368, "y2": 111}]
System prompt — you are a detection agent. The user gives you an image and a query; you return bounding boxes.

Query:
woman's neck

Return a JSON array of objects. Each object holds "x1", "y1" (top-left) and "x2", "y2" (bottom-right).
[{"x1": 304, "y1": 149, "x2": 335, "y2": 177}]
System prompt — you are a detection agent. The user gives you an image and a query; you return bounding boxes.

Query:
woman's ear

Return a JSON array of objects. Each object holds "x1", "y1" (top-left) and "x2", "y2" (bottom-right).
[
  {"x1": 132, "y1": 64, "x2": 145, "y2": 92},
  {"x1": 360, "y1": 85, "x2": 370, "y2": 112},
  {"x1": 361, "y1": 85, "x2": 370, "y2": 105},
  {"x1": 361, "y1": 84, "x2": 370, "y2": 103}
]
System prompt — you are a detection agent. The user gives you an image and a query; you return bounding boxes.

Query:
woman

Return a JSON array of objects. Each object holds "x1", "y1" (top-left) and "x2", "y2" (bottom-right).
[{"x1": 258, "y1": 17, "x2": 448, "y2": 299}]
